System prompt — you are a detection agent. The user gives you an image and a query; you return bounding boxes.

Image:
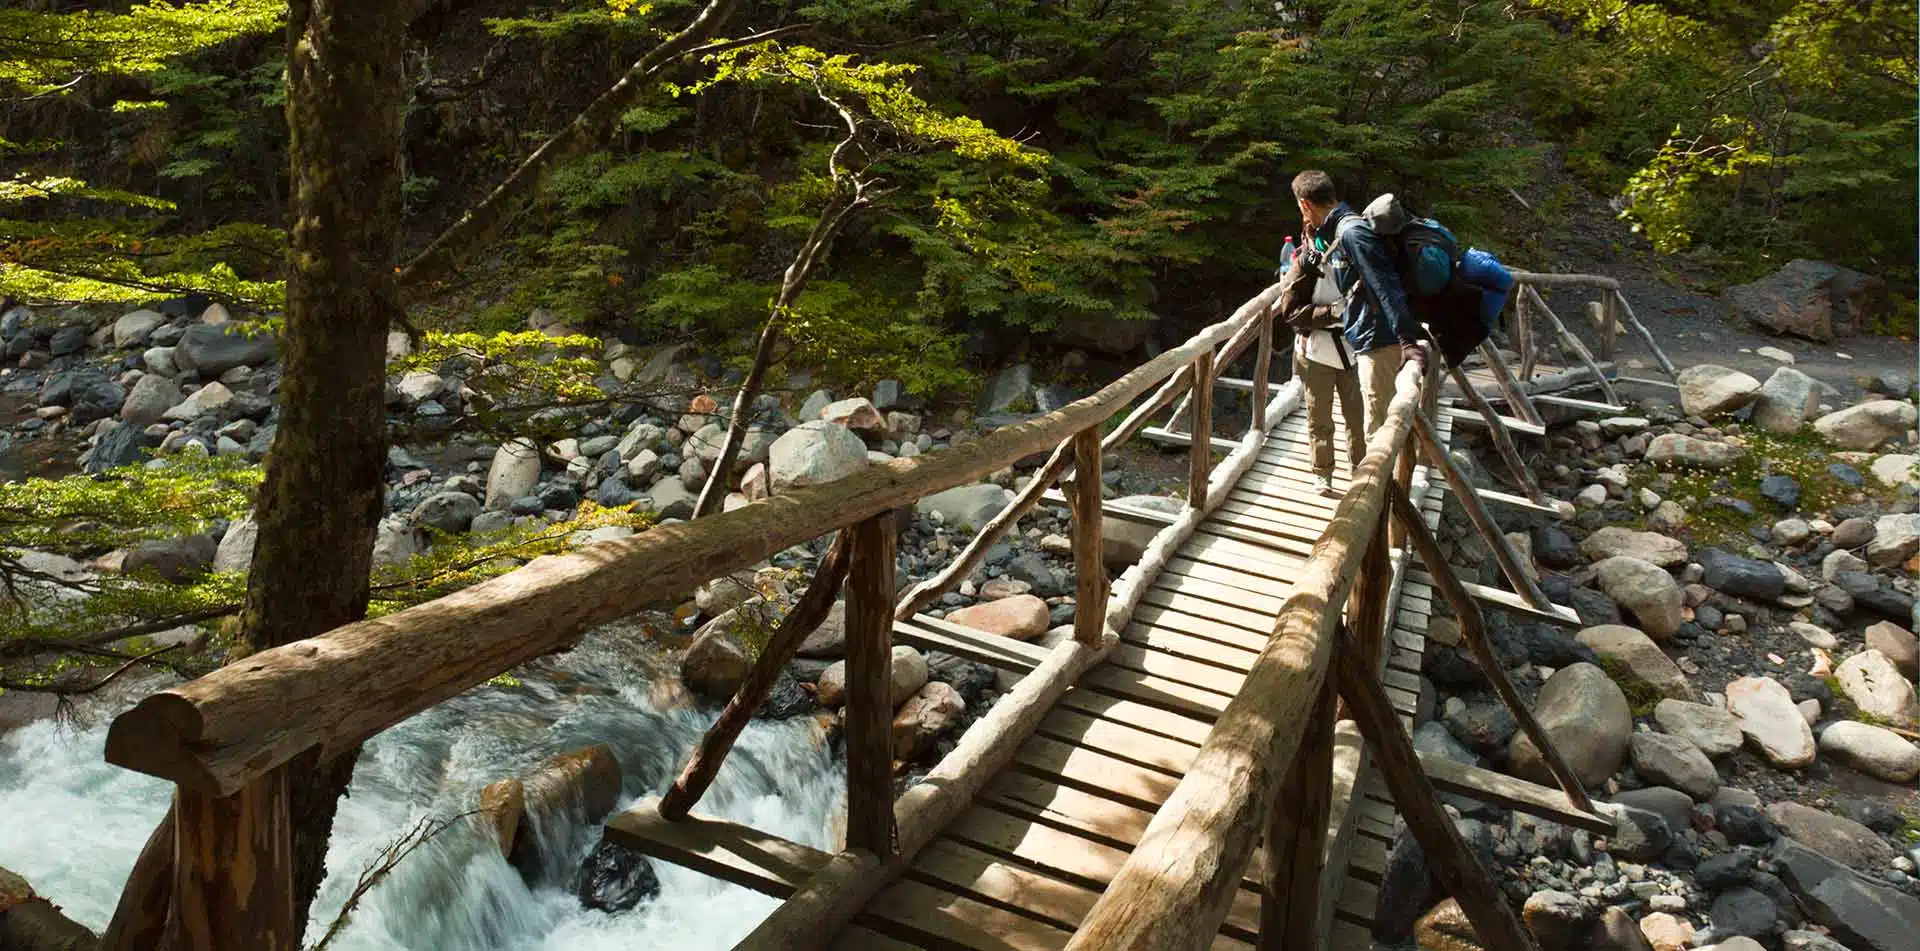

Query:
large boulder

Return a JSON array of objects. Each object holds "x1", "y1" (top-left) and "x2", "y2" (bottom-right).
[
  {"x1": 1813, "y1": 400, "x2": 1917, "y2": 450},
  {"x1": 113, "y1": 309, "x2": 165, "y2": 347},
  {"x1": 575, "y1": 835, "x2": 659, "y2": 912},
  {"x1": 1767, "y1": 802, "x2": 1896, "y2": 870},
  {"x1": 213, "y1": 515, "x2": 258, "y2": 573},
  {"x1": 1579, "y1": 528, "x2": 1688, "y2": 568},
  {"x1": 978, "y1": 364, "x2": 1034, "y2": 413},
  {"x1": 892, "y1": 680, "x2": 966, "y2": 758},
  {"x1": 768, "y1": 421, "x2": 869, "y2": 492},
  {"x1": 174, "y1": 322, "x2": 277, "y2": 377},
  {"x1": 120, "y1": 373, "x2": 182, "y2": 425},
  {"x1": 1771, "y1": 839, "x2": 1920, "y2": 951},
  {"x1": 945, "y1": 595, "x2": 1051, "y2": 641},
  {"x1": 412, "y1": 491, "x2": 481, "y2": 533},
  {"x1": 1723, "y1": 259, "x2": 1888, "y2": 342},
  {"x1": 1508, "y1": 662, "x2": 1632, "y2": 788},
  {"x1": 1628, "y1": 733, "x2": 1719, "y2": 800},
  {"x1": 915, "y1": 483, "x2": 1015, "y2": 532},
  {"x1": 1592, "y1": 556, "x2": 1684, "y2": 638},
  {"x1": 1726, "y1": 676, "x2": 1816, "y2": 768},
  {"x1": 1866, "y1": 513, "x2": 1920, "y2": 567},
  {"x1": 1751, "y1": 366, "x2": 1822, "y2": 434},
  {"x1": 1818, "y1": 721, "x2": 1920, "y2": 783},
  {"x1": 1653, "y1": 699, "x2": 1743, "y2": 758},
  {"x1": 1676, "y1": 364, "x2": 1760, "y2": 417},
  {"x1": 1577, "y1": 625, "x2": 1694, "y2": 700},
  {"x1": 1644, "y1": 433, "x2": 1742, "y2": 469},
  {"x1": 1521, "y1": 890, "x2": 1592, "y2": 950},
  {"x1": 484, "y1": 439, "x2": 543, "y2": 510},
  {"x1": 681, "y1": 612, "x2": 755, "y2": 701},
  {"x1": 1834, "y1": 649, "x2": 1919, "y2": 728},
  {"x1": 1103, "y1": 495, "x2": 1182, "y2": 569},
  {"x1": 124, "y1": 534, "x2": 217, "y2": 583},
  {"x1": 40, "y1": 368, "x2": 126, "y2": 423},
  {"x1": 1871, "y1": 453, "x2": 1918, "y2": 488}
]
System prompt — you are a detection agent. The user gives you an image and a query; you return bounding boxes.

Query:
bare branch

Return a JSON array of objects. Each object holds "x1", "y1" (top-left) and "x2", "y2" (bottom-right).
[{"x1": 307, "y1": 810, "x2": 478, "y2": 951}]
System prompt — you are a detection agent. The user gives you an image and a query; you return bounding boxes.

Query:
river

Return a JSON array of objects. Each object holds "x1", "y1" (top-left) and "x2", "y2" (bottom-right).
[{"x1": 0, "y1": 622, "x2": 844, "y2": 949}]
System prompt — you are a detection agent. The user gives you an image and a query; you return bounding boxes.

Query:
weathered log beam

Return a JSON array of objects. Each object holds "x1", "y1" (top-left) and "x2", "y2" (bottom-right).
[
  {"x1": 1260, "y1": 678, "x2": 1336, "y2": 949},
  {"x1": 1411, "y1": 413, "x2": 1552, "y2": 611},
  {"x1": 1610, "y1": 289, "x2": 1681, "y2": 384},
  {"x1": 1474, "y1": 341, "x2": 1543, "y2": 426},
  {"x1": 1062, "y1": 357, "x2": 1425, "y2": 951},
  {"x1": 1388, "y1": 484, "x2": 1593, "y2": 813},
  {"x1": 1071, "y1": 429, "x2": 1107, "y2": 647},
  {"x1": 1523, "y1": 285, "x2": 1621, "y2": 406},
  {"x1": 843, "y1": 514, "x2": 897, "y2": 857},
  {"x1": 893, "y1": 441, "x2": 1072, "y2": 621},
  {"x1": 98, "y1": 806, "x2": 173, "y2": 951},
  {"x1": 1449, "y1": 362, "x2": 1546, "y2": 505},
  {"x1": 105, "y1": 284, "x2": 1284, "y2": 797},
  {"x1": 1509, "y1": 271, "x2": 1620, "y2": 290},
  {"x1": 663, "y1": 534, "x2": 850, "y2": 819},
  {"x1": 1188, "y1": 352, "x2": 1214, "y2": 511},
  {"x1": 734, "y1": 632, "x2": 1118, "y2": 951},
  {"x1": 167, "y1": 773, "x2": 295, "y2": 951},
  {"x1": 1331, "y1": 619, "x2": 1541, "y2": 951}
]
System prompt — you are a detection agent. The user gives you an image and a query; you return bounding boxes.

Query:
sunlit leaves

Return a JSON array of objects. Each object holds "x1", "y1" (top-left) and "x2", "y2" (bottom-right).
[{"x1": 0, "y1": 0, "x2": 282, "y2": 95}]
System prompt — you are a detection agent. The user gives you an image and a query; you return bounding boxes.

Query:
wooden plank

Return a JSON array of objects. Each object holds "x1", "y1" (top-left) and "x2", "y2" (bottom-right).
[
  {"x1": 605, "y1": 798, "x2": 833, "y2": 897},
  {"x1": 895, "y1": 618, "x2": 1044, "y2": 673},
  {"x1": 1349, "y1": 833, "x2": 1386, "y2": 882},
  {"x1": 1335, "y1": 877, "x2": 1380, "y2": 926},
  {"x1": 1138, "y1": 585, "x2": 1277, "y2": 637},
  {"x1": 1446, "y1": 407, "x2": 1547, "y2": 437},
  {"x1": 1192, "y1": 522, "x2": 1315, "y2": 562},
  {"x1": 1330, "y1": 919, "x2": 1374, "y2": 951},
  {"x1": 1035, "y1": 707, "x2": 1196, "y2": 778},
  {"x1": 1154, "y1": 567, "x2": 1288, "y2": 615},
  {"x1": 1407, "y1": 569, "x2": 1581, "y2": 627},
  {"x1": 860, "y1": 877, "x2": 1073, "y2": 951},
  {"x1": 1129, "y1": 603, "x2": 1270, "y2": 654},
  {"x1": 908, "y1": 838, "x2": 1103, "y2": 931},
  {"x1": 1055, "y1": 690, "x2": 1214, "y2": 748},
  {"x1": 1016, "y1": 734, "x2": 1181, "y2": 812},
  {"x1": 978, "y1": 772, "x2": 1156, "y2": 853},
  {"x1": 836, "y1": 926, "x2": 926, "y2": 951},
  {"x1": 1082, "y1": 664, "x2": 1230, "y2": 723},
  {"x1": 1141, "y1": 426, "x2": 1239, "y2": 452},
  {"x1": 1415, "y1": 753, "x2": 1614, "y2": 835},
  {"x1": 1182, "y1": 531, "x2": 1311, "y2": 572},
  {"x1": 1109, "y1": 643, "x2": 1246, "y2": 697},
  {"x1": 1532, "y1": 393, "x2": 1626, "y2": 414},
  {"x1": 1474, "y1": 486, "x2": 1569, "y2": 518},
  {"x1": 1123, "y1": 620, "x2": 1262, "y2": 671}
]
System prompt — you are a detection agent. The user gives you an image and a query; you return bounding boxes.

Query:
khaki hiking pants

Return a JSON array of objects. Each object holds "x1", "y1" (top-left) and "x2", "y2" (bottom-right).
[
  {"x1": 1294, "y1": 342, "x2": 1364, "y2": 479},
  {"x1": 1357, "y1": 344, "x2": 1403, "y2": 438}
]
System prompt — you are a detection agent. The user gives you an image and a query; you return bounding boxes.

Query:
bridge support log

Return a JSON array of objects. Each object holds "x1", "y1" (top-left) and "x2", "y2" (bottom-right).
[
  {"x1": 99, "y1": 805, "x2": 174, "y2": 951},
  {"x1": 844, "y1": 514, "x2": 898, "y2": 857},
  {"x1": 1070, "y1": 429, "x2": 1107, "y2": 647},
  {"x1": 1522, "y1": 285, "x2": 1620, "y2": 406},
  {"x1": 663, "y1": 533, "x2": 851, "y2": 820},
  {"x1": 1475, "y1": 341, "x2": 1543, "y2": 426},
  {"x1": 168, "y1": 772, "x2": 296, "y2": 951},
  {"x1": 1609, "y1": 290, "x2": 1680, "y2": 383},
  {"x1": 1260, "y1": 677, "x2": 1337, "y2": 949},
  {"x1": 1447, "y1": 363, "x2": 1545, "y2": 506},
  {"x1": 1412, "y1": 414, "x2": 1552, "y2": 609},
  {"x1": 1187, "y1": 352, "x2": 1213, "y2": 511},
  {"x1": 1388, "y1": 485, "x2": 1594, "y2": 814},
  {"x1": 1331, "y1": 619, "x2": 1540, "y2": 951}
]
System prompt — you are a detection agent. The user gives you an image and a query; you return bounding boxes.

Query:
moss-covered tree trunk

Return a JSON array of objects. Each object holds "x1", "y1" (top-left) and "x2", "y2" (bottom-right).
[{"x1": 240, "y1": 0, "x2": 405, "y2": 932}]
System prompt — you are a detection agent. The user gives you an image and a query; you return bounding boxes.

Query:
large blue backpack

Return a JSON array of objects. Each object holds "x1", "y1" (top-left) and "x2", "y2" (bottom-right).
[{"x1": 1348, "y1": 193, "x2": 1511, "y2": 367}]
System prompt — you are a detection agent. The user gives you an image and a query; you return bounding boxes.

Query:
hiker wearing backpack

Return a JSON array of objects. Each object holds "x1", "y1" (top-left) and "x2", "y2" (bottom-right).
[
  {"x1": 1275, "y1": 231, "x2": 1365, "y2": 497},
  {"x1": 1291, "y1": 170, "x2": 1427, "y2": 448}
]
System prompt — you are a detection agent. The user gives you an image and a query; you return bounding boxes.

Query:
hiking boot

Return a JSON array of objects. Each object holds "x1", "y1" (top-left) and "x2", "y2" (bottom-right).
[{"x1": 1313, "y1": 474, "x2": 1337, "y2": 497}]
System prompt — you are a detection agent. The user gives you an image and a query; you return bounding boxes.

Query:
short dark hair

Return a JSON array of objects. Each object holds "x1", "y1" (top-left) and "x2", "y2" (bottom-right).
[{"x1": 1291, "y1": 170, "x2": 1337, "y2": 206}]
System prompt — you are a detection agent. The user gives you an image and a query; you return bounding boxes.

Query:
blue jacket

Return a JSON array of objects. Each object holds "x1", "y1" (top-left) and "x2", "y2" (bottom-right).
[{"x1": 1313, "y1": 203, "x2": 1417, "y2": 354}]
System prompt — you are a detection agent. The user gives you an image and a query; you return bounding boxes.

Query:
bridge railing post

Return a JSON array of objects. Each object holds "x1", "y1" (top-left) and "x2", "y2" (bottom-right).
[
  {"x1": 844, "y1": 512, "x2": 899, "y2": 856},
  {"x1": 1069, "y1": 428, "x2": 1108, "y2": 647},
  {"x1": 1251, "y1": 308, "x2": 1272, "y2": 432},
  {"x1": 1187, "y1": 351, "x2": 1213, "y2": 511},
  {"x1": 169, "y1": 772, "x2": 296, "y2": 951}
]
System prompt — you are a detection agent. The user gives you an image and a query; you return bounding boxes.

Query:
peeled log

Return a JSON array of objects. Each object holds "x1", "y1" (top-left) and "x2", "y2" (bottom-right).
[
  {"x1": 1, "y1": 867, "x2": 98, "y2": 950},
  {"x1": 478, "y1": 745, "x2": 622, "y2": 876}
]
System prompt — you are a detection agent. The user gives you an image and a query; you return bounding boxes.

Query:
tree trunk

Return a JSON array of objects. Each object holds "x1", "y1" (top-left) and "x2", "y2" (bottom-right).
[{"x1": 237, "y1": 0, "x2": 407, "y2": 932}]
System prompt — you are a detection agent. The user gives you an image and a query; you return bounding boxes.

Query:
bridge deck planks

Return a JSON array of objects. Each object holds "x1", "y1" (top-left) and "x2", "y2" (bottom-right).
[{"x1": 615, "y1": 408, "x2": 1470, "y2": 949}]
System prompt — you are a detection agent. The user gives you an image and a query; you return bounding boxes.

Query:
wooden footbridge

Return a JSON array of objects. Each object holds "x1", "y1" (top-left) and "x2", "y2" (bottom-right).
[{"x1": 94, "y1": 272, "x2": 1677, "y2": 950}]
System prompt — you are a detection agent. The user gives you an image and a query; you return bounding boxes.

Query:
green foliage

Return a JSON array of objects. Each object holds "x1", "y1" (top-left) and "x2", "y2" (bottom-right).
[
  {"x1": 367, "y1": 502, "x2": 656, "y2": 616},
  {"x1": 782, "y1": 280, "x2": 974, "y2": 395},
  {"x1": 0, "y1": 0, "x2": 281, "y2": 94}
]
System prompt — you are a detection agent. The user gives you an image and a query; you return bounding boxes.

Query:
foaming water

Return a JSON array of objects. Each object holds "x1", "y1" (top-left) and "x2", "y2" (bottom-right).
[{"x1": 0, "y1": 623, "x2": 843, "y2": 950}]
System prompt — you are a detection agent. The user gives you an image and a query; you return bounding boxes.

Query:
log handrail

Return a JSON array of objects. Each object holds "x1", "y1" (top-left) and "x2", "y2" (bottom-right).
[
  {"x1": 1062, "y1": 356, "x2": 1428, "y2": 950},
  {"x1": 104, "y1": 283, "x2": 1285, "y2": 796}
]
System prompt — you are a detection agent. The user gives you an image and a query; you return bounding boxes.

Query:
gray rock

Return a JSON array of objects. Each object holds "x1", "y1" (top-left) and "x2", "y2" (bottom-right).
[
  {"x1": 163, "y1": 381, "x2": 234, "y2": 422},
  {"x1": 1771, "y1": 838, "x2": 1920, "y2": 951},
  {"x1": 798, "y1": 389, "x2": 834, "y2": 421},
  {"x1": 470, "y1": 511, "x2": 513, "y2": 534},
  {"x1": 1579, "y1": 624, "x2": 1694, "y2": 699},
  {"x1": 125, "y1": 534, "x2": 217, "y2": 583},
  {"x1": 1593, "y1": 556, "x2": 1685, "y2": 638},
  {"x1": 174, "y1": 322, "x2": 277, "y2": 377},
  {"x1": 1726, "y1": 676, "x2": 1816, "y2": 768},
  {"x1": 1521, "y1": 890, "x2": 1592, "y2": 949},
  {"x1": 1443, "y1": 695, "x2": 1518, "y2": 754},
  {"x1": 1832, "y1": 517, "x2": 1876, "y2": 550},
  {"x1": 1724, "y1": 259, "x2": 1884, "y2": 342},
  {"x1": 113, "y1": 309, "x2": 165, "y2": 348},
  {"x1": 978, "y1": 363, "x2": 1033, "y2": 413},
  {"x1": 1782, "y1": 930, "x2": 1852, "y2": 951},
  {"x1": 142, "y1": 346, "x2": 180, "y2": 377},
  {"x1": 40, "y1": 368, "x2": 126, "y2": 423},
  {"x1": 213, "y1": 514, "x2": 258, "y2": 573},
  {"x1": 768, "y1": 421, "x2": 869, "y2": 492},
  {"x1": 1509, "y1": 662, "x2": 1633, "y2": 788},
  {"x1": 1773, "y1": 518, "x2": 1813, "y2": 546},
  {"x1": 1760, "y1": 473, "x2": 1801, "y2": 509},
  {"x1": 1835, "y1": 648, "x2": 1918, "y2": 728},
  {"x1": 370, "y1": 516, "x2": 424, "y2": 568},
  {"x1": 916, "y1": 483, "x2": 1015, "y2": 532},
  {"x1": 1813, "y1": 400, "x2": 1917, "y2": 450},
  {"x1": 412, "y1": 491, "x2": 481, "y2": 533},
  {"x1": 1706, "y1": 887, "x2": 1777, "y2": 939},
  {"x1": 892, "y1": 680, "x2": 965, "y2": 758},
  {"x1": 1767, "y1": 802, "x2": 1895, "y2": 870},
  {"x1": 641, "y1": 478, "x2": 697, "y2": 520},
  {"x1": 681, "y1": 615, "x2": 753, "y2": 702},
  {"x1": 48, "y1": 324, "x2": 88, "y2": 356},
  {"x1": 119, "y1": 374, "x2": 182, "y2": 425},
  {"x1": 614, "y1": 421, "x2": 666, "y2": 461},
  {"x1": 1752, "y1": 366, "x2": 1822, "y2": 434},
  {"x1": 484, "y1": 439, "x2": 542, "y2": 510},
  {"x1": 85, "y1": 423, "x2": 150, "y2": 474},
  {"x1": 1699, "y1": 549, "x2": 1788, "y2": 602},
  {"x1": 1864, "y1": 621, "x2": 1918, "y2": 678},
  {"x1": 1677, "y1": 364, "x2": 1761, "y2": 417},
  {"x1": 1818, "y1": 720, "x2": 1920, "y2": 783},
  {"x1": 1594, "y1": 800, "x2": 1671, "y2": 861},
  {"x1": 1104, "y1": 495, "x2": 1183, "y2": 569},
  {"x1": 1654, "y1": 699, "x2": 1743, "y2": 758},
  {"x1": 1870, "y1": 453, "x2": 1918, "y2": 488},
  {"x1": 797, "y1": 601, "x2": 847, "y2": 659},
  {"x1": 1619, "y1": 786, "x2": 1699, "y2": 833},
  {"x1": 1866, "y1": 513, "x2": 1920, "y2": 567},
  {"x1": 1629, "y1": 732, "x2": 1720, "y2": 801},
  {"x1": 1646, "y1": 433, "x2": 1743, "y2": 469},
  {"x1": 1580, "y1": 527, "x2": 1689, "y2": 567}
]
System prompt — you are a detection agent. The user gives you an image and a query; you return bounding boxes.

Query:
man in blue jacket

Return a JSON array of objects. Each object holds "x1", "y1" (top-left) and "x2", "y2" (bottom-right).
[{"x1": 1291, "y1": 170, "x2": 1424, "y2": 442}]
